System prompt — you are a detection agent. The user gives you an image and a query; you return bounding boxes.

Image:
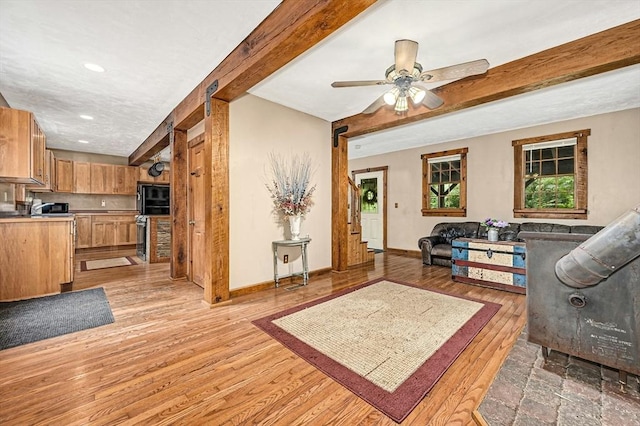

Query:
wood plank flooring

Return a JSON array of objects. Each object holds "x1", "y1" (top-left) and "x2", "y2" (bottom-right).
[{"x1": 0, "y1": 252, "x2": 526, "y2": 425}]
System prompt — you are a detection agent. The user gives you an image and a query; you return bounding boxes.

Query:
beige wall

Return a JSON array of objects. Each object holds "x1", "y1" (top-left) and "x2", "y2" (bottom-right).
[
  {"x1": 189, "y1": 94, "x2": 331, "y2": 291},
  {"x1": 349, "y1": 108, "x2": 640, "y2": 252}
]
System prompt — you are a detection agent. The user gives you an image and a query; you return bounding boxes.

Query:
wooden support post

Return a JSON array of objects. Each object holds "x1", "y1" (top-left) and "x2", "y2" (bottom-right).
[
  {"x1": 170, "y1": 128, "x2": 188, "y2": 279},
  {"x1": 331, "y1": 130, "x2": 349, "y2": 272},
  {"x1": 203, "y1": 98, "x2": 230, "y2": 304}
]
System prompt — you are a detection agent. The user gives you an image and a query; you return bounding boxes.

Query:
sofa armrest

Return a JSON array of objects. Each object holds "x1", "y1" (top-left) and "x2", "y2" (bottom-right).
[{"x1": 418, "y1": 235, "x2": 445, "y2": 265}]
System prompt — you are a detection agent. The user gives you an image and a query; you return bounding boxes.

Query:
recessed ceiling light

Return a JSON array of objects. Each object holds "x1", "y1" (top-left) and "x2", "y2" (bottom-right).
[
  {"x1": 79, "y1": 115, "x2": 93, "y2": 120},
  {"x1": 78, "y1": 140, "x2": 90, "y2": 144},
  {"x1": 84, "y1": 63, "x2": 104, "y2": 72}
]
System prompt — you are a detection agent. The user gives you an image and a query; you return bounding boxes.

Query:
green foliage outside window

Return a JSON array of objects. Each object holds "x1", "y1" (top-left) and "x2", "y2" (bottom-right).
[
  {"x1": 524, "y1": 176, "x2": 574, "y2": 208},
  {"x1": 430, "y1": 184, "x2": 460, "y2": 208},
  {"x1": 429, "y1": 160, "x2": 461, "y2": 209},
  {"x1": 523, "y1": 145, "x2": 575, "y2": 209}
]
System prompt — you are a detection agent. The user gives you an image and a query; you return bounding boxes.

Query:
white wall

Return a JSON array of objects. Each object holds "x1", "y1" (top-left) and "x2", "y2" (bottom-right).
[
  {"x1": 189, "y1": 94, "x2": 331, "y2": 290},
  {"x1": 349, "y1": 108, "x2": 640, "y2": 251}
]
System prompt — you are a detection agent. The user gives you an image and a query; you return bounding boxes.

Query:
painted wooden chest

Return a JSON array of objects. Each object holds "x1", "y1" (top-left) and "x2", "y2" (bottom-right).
[{"x1": 451, "y1": 238, "x2": 527, "y2": 294}]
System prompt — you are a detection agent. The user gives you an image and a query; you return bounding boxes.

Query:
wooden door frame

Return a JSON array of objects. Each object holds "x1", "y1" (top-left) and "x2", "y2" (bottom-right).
[{"x1": 351, "y1": 166, "x2": 388, "y2": 251}]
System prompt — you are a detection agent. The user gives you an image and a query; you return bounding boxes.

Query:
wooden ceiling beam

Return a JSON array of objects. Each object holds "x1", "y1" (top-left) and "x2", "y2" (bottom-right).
[
  {"x1": 332, "y1": 19, "x2": 640, "y2": 138},
  {"x1": 129, "y1": 0, "x2": 377, "y2": 165}
]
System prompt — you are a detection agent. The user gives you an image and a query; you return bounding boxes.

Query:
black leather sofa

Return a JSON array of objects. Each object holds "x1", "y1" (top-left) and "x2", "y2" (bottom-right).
[{"x1": 418, "y1": 221, "x2": 603, "y2": 267}]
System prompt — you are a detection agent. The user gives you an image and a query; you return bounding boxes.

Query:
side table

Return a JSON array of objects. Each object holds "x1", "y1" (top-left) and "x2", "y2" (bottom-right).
[{"x1": 272, "y1": 238, "x2": 311, "y2": 288}]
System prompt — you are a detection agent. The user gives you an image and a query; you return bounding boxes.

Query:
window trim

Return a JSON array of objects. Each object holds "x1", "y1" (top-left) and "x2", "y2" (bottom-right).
[
  {"x1": 421, "y1": 147, "x2": 468, "y2": 217},
  {"x1": 512, "y1": 129, "x2": 589, "y2": 219}
]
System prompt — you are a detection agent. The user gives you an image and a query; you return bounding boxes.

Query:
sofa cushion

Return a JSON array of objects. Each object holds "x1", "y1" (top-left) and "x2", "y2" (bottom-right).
[
  {"x1": 431, "y1": 243, "x2": 452, "y2": 258},
  {"x1": 478, "y1": 223, "x2": 521, "y2": 241},
  {"x1": 431, "y1": 222, "x2": 479, "y2": 244},
  {"x1": 571, "y1": 225, "x2": 604, "y2": 235},
  {"x1": 520, "y1": 222, "x2": 570, "y2": 233}
]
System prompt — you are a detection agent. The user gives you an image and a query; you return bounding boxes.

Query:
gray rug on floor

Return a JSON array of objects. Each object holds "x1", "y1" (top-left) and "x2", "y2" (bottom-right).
[{"x1": 0, "y1": 288, "x2": 114, "y2": 350}]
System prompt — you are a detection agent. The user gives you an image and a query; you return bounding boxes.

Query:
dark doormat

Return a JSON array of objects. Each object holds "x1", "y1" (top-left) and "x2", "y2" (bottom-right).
[{"x1": 0, "y1": 287, "x2": 115, "y2": 350}]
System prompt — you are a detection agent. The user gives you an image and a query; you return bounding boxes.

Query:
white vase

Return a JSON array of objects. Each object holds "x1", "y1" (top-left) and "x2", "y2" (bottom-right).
[
  {"x1": 488, "y1": 227, "x2": 499, "y2": 242},
  {"x1": 289, "y1": 215, "x2": 302, "y2": 240}
]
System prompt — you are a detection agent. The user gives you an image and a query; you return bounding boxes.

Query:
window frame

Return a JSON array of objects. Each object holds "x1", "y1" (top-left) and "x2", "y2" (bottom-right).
[
  {"x1": 512, "y1": 129, "x2": 589, "y2": 219},
  {"x1": 421, "y1": 147, "x2": 468, "y2": 217}
]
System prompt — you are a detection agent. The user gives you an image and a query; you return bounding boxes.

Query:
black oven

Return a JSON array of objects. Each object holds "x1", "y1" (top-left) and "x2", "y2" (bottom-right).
[{"x1": 137, "y1": 184, "x2": 170, "y2": 215}]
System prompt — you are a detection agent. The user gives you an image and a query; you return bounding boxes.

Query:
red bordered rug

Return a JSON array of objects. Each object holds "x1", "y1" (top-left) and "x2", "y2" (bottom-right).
[{"x1": 252, "y1": 277, "x2": 501, "y2": 423}]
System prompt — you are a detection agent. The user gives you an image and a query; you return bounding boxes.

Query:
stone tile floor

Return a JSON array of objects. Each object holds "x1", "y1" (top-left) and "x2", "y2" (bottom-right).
[{"x1": 478, "y1": 331, "x2": 640, "y2": 425}]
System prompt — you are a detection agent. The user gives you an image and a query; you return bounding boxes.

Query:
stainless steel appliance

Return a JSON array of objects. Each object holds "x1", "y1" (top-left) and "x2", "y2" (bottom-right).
[
  {"x1": 137, "y1": 184, "x2": 170, "y2": 215},
  {"x1": 136, "y1": 215, "x2": 148, "y2": 261},
  {"x1": 41, "y1": 202, "x2": 69, "y2": 214}
]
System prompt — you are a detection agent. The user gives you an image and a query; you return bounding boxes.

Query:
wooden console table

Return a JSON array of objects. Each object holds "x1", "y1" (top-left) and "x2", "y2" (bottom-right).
[
  {"x1": 452, "y1": 238, "x2": 526, "y2": 294},
  {"x1": 272, "y1": 238, "x2": 311, "y2": 288}
]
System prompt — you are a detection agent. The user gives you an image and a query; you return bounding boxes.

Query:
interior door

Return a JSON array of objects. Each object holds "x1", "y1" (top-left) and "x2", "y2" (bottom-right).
[
  {"x1": 355, "y1": 170, "x2": 384, "y2": 251},
  {"x1": 188, "y1": 142, "x2": 205, "y2": 288}
]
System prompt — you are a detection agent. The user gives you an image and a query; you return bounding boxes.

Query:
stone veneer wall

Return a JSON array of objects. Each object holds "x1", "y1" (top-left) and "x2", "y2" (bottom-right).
[{"x1": 155, "y1": 219, "x2": 171, "y2": 259}]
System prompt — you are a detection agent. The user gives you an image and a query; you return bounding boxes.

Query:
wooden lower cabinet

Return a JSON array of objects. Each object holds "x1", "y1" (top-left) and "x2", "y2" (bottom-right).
[
  {"x1": 85, "y1": 214, "x2": 137, "y2": 248},
  {"x1": 75, "y1": 214, "x2": 92, "y2": 248},
  {"x1": 0, "y1": 217, "x2": 74, "y2": 301},
  {"x1": 91, "y1": 221, "x2": 116, "y2": 247}
]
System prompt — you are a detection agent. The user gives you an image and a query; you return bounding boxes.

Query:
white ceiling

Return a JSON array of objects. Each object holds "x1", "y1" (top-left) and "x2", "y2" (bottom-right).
[{"x1": 1, "y1": 0, "x2": 639, "y2": 161}]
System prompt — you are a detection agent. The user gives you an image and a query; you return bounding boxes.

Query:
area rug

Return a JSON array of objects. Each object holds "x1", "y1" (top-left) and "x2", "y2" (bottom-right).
[
  {"x1": 0, "y1": 287, "x2": 115, "y2": 350},
  {"x1": 80, "y1": 256, "x2": 137, "y2": 271},
  {"x1": 253, "y1": 278, "x2": 501, "y2": 422}
]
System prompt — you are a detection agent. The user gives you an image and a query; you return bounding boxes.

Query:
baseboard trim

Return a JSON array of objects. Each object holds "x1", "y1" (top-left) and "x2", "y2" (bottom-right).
[
  {"x1": 229, "y1": 267, "x2": 333, "y2": 298},
  {"x1": 385, "y1": 247, "x2": 422, "y2": 258}
]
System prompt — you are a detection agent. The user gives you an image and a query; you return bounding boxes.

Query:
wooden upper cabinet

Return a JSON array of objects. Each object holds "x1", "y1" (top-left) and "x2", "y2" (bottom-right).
[
  {"x1": 90, "y1": 163, "x2": 115, "y2": 194},
  {"x1": 114, "y1": 165, "x2": 138, "y2": 195},
  {"x1": 138, "y1": 165, "x2": 170, "y2": 183},
  {"x1": 0, "y1": 107, "x2": 46, "y2": 184},
  {"x1": 55, "y1": 158, "x2": 74, "y2": 192},
  {"x1": 74, "y1": 162, "x2": 91, "y2": 193},
  {"x1": 28, "y1": 149, "x2": 55, "y2": 192}
]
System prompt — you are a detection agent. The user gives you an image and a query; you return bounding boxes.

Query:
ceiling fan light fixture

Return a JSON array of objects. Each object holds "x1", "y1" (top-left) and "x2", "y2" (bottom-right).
[
  {"x1": 383, "y1": 87, "x2": 399, "y2": 105},
  {"x1": 408, "y1": 87, "x2": 426, "y2": 104},
  {"x1": 394, "y1": 95, "x2": 408, "y2": 113}
]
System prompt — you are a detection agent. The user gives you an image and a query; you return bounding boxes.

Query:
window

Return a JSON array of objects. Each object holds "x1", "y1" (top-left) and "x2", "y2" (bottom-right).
[
  {"x1": 513, "y1": 129, "x2": 589, "y2": 219},
  {"x1": 421, "y1": 148, "x2": 467, "y2": 217}
]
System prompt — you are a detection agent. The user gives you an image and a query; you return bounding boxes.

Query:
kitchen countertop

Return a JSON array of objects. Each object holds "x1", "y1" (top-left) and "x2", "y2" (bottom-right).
[
  {"x1": 71, "y1": 210, "x2": 139, "y2": 214},
  {"x1": 0, "y1": 215, "x2": 75, "y2": 223}
]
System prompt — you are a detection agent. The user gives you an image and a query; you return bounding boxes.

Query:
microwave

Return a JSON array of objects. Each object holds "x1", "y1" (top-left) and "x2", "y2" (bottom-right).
[{"x1": 41, "y1": 203, "x2": 69, "y2": 214}]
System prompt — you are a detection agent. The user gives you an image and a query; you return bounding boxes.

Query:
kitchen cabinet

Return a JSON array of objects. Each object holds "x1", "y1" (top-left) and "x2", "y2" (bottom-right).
[
  {"x1": 114, "y1": 165, "x2": 137, "y2": 195},
  {"x1": 28, "y1": 149, "x2": 56, "y2": 192},
  {"x1": 0, "y1": 107, "x2": 46, "y2": 184},
  {"x1": 89, "y1": 214, "x2": 136, "y2": 247},
  {"x1": 0, "y1": 216, "x2": 74, "y2": 301},
  {"x1": 74, "y1": 162, "x2": 91, "y2": 193},
  {"x1": 75, "y1": 214, "x2": 92, "y2": 248},
  {"x1": 90, "y1": 163, "x2": 115, "y2": 194},
  {"x1": 55, "y1": 158, "x2": 74, "y2": 192}
]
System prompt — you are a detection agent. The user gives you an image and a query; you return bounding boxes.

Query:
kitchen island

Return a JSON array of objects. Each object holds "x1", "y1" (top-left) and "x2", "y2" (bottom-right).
[{"x1": 0, "y1": 215, "x2": 75, "y2": 301}]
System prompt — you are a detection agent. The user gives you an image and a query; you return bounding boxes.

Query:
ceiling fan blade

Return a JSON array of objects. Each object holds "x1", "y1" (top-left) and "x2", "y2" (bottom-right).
[
  {"x1": 331, "y1": 80, "x2": 388, "y2": 88},
  {"x1": 420, "y1": 59, "x2": 489, "y2": 82},
  {"x1": 421, "y1": 90, "x2": 444, "y2": 109},
  {"x1": 395, "y1": 39, "x2": 419, "y2": 75},
  {"x1": 362, "y1": 96, "x2": 388, "y2": 114}
]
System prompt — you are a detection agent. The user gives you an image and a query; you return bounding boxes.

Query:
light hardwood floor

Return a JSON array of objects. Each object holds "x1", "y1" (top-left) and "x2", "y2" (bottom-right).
[{"x1": 0, "y1": 251, "x2": 526, "y2": 425}]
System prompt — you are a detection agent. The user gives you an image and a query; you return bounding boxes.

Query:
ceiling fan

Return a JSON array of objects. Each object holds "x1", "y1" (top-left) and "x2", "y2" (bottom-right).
[{"x1": 331, "y1": 39, "x2": 489, "y2": 114}]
